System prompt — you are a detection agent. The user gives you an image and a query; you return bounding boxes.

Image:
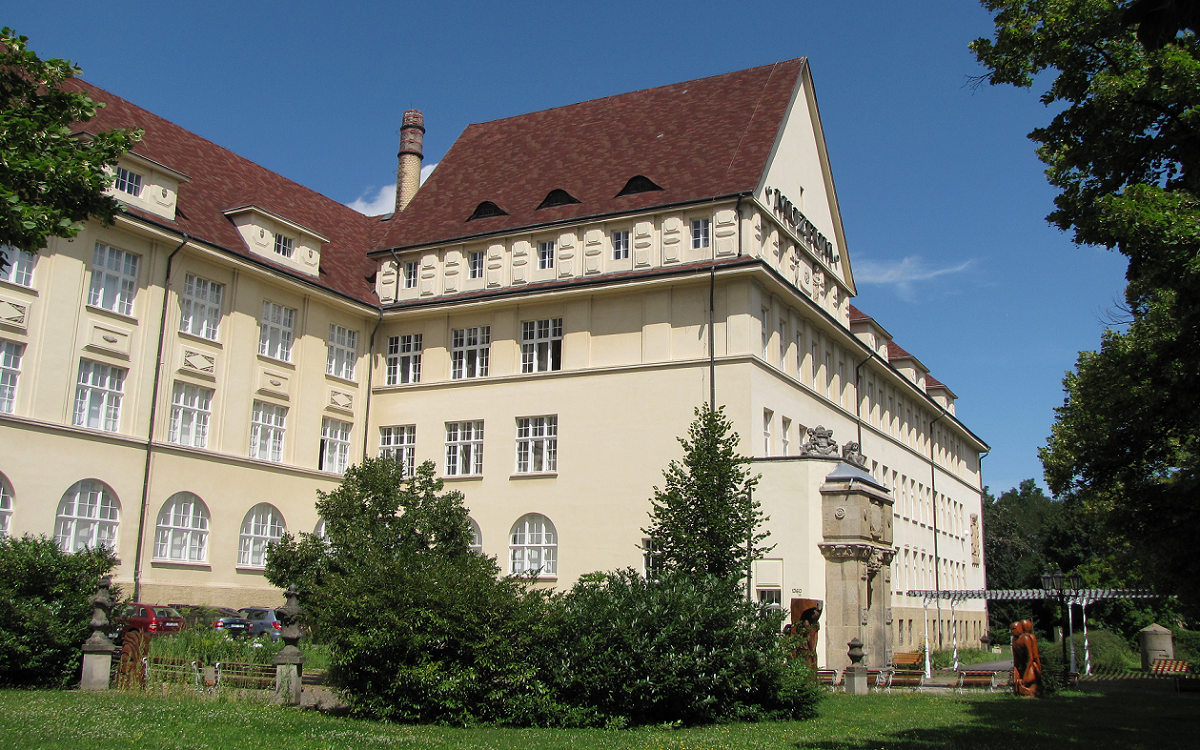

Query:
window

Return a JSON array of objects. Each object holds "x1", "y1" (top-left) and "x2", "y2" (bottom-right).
[
  {"x1": 114, "y1": 166, "x2": 142, "y2": 196},
  {"x1": 73, "y1": 360, "x2": 125, "y2": 432},
  {"x1": 468, "y1": 251, "x2": 484, "y2": 279},
  {"x1": 515, "y1": 415, "x2": 557, "y2": 473},
  {"x1": 779, "y1": 320, "x2": 788, "y2": 368},
  {"x1": 379, "y1": 425, "x2": 416, "y2": 476},
  {"x1": 521, "y1": 318, "x2": 562, "y2": 373},
  {"x1": 763, "y1": 409, "x2": 773, "y2": 456},
  {"x1": 403, "y1": 261, "x2": 418, "y2": 289},
  {"x1": 445, "y1": 420, "x2": 484, "y2": 476},
  {"x1": 273, "y1": 233, "x2": 294, "y2": 258},
  {"x1": 782, "y1": 417, "x2": 792, "y2": 456},
  {"x1": 0, "y1": 340, "x2": 22, "y2": 413},
  {"x1": 154, "y1": 492, "x2": 209, "y2": 562},
  {"x1": 238, "y1": 503, "x2": 285, "y2": 567},
  {"x1": 451, "y1": 326, "x2": 489, "y2": 379},
  {"x1": 249, "y1": 401, "x2": 287, "y2": 463},
  {"x1": 468, "y1": 517, "x2": 482, "y2": 553},
  {"x1": 510, "y1": 513, "x2": 556, "y2": 575},
  {"x1": 88, "y1": 243, "x2": 139, "y2": 316},
  {"x1": 0, "y1": 474, "x2": 12, "y2": 537},
  {"x1": 691, "y1": 218, "x2": 710, "y2": 250},
  {"x1": 314, "y1": 519, "x2": 328, "y2": 541},
  {"x1": 327, "y1": 324, "x2": 358, "y2": 380},
  {"x1": 757, "y1": 589, "x2": 782, "y2": 607},
  {"x1": 761, "y1": 308, "x2": 770, "y2": 358},
  {"x1": 538, "y1": 241, "x2": 555, "y2": 270},
  {"x1": 386, "y1": 334, "x2": 422, "y2": 384},
  {"x1": 612, "y1": 230, "x2": 630, "y2": 260},
  {"x1": 56, "y1": 480, "x2": 119, "y2": 552},
  {"x1": 179, "y1": 274, "x2": 223, "y2": 340},
  {"x1": 642, "y1": 537, "x2": 660, "y2": 579},
  {"x1": 169, "y1": 382, "x2": 212, "y2": 448},
  {"x1": 258, "y1": 301, "x2": 296, "y2": 361},
  {"x1": 0, "y1": 245, "x2": 35, "y2": 287},
  {"x1": 319, "y1": 418, "x2": 352, "y2": 474}
]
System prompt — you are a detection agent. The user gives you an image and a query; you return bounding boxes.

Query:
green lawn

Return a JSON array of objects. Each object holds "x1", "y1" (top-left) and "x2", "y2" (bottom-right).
[{"x1": 0, "y1": 688, "x2": 1195, "y2": 749}]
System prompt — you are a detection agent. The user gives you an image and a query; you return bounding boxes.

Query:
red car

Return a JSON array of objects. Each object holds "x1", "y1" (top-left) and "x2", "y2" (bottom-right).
[{"x1": 113, "y1": 603, "x2": 186, "y2": 637}]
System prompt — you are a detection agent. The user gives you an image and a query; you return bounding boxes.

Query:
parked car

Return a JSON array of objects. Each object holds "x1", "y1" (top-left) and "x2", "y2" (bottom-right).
[
  {"x1": 238, "y1": 607, "x2": 284, "y2": 640},
  {"x1": 172, "y1": 604, "x2": 253, "y2": 638},
  {"x1": 111, "y1": 603, "x2": 185, "y2": 639}
]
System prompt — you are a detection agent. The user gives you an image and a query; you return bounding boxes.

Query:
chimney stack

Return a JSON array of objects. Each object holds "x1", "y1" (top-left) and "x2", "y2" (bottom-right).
[{"x1": 395, "y1": 110, "x2": 425, "y2": 214}]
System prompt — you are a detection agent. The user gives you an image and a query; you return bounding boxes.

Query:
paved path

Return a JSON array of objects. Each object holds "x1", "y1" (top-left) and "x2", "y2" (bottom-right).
[{"x1": 967, "y1": 657, "x2": 1013, "y2": 671}]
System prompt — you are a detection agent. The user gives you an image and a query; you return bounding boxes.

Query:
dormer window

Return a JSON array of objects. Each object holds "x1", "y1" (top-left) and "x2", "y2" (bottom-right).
[
  {"x1": 536, "y1": 189, "x2": 581, "y2": 210},
  {"x1": 273, "y1": 233, "x2": 295, "y2": 258},
  {"x1": 468, "y1": 201, "x2": 507, "y2": 221},
  {"x1": 114, "y1": 166, "x2": 143, "y2": 197},
  {"x1": 615, "y1": 175, "x2": 663, "y2": 197}
]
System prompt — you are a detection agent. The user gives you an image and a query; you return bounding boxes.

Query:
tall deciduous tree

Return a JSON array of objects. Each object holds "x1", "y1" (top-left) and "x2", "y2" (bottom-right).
[
  {"x1": 0, "y1": 28, "x2": 140, "y2": 272},
  {"x1": 642, "y1": 404, "x2": 770, "y2": 585},
  {"x1": 972, "y1": 1, "x2": 1200, "y2": 617}
]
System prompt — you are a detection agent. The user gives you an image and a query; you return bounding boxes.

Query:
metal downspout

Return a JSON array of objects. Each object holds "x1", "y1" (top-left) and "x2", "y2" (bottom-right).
[{"x1": 929, "y1": 411, "x2": 945, "y2": 649}]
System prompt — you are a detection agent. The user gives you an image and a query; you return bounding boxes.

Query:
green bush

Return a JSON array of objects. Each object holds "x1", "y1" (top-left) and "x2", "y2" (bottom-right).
[
  {"x1": 1171, "y1": 628, "x2": 1200, "y2": 664},
  {"x1": 0, "y1": 535, "x2": 116, "y2": 688},
  {"x1": 551, "y1": 569, "x2": 821, "y2": 726}
]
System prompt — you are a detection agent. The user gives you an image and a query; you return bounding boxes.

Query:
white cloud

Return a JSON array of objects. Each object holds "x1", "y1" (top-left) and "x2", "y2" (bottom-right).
[
  {"x1": 854, "y1": 256, "x2": 974, "y2": 302},
  {"x1": 346, "y1": 162, "x2": 438, "y2": 216}
]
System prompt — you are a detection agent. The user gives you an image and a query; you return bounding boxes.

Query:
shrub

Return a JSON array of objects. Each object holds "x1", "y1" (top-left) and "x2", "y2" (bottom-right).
[
  {"x1": 0, "y1": 535, "x2": 116, "y2": 688},
  {"x1": 1171, "y1": 628, "x2": 1200, "y2": 664}
]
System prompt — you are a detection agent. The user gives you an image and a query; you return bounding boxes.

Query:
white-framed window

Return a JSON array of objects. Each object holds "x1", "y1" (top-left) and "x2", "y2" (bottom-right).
[
  {"x1": 451, "y1": 326, "x2": 489, "y2": 379},
  {"x1": 238, "y1": 503, "x2": 285, "y2": 568},
  {"x1": 73, "y1": 360, "x2": 125, "y2": 432},
  {"x1": 538, "y1": 241, "x2": 555, "y2": 270},
  {"x1": 515, "y1": 415, "x2": 557, "y2": 474},
  {"x1": 641, "y1": 537, "x2": 660, "y2": 580},
  {"x1": 250, "y1": 400, "x2": 287, "y2": 463},
  {"x1": 0, "y1": 340, "x2": 23, "y2": 414},
  {"x1": 379, "y1": 425, "x2": 416, "y2": 476},
  {"x1": 179, "y1": 274, "x2": 223, "y2": 340},
  {"x1": 258, "y1": 301, "x2": 296, "y2": 361},
  {"x1": 327, "y1": 324, "x2": 358, "y2": 380},
  {"x1": 468, "y1": 251, "x2": 484, "y2": 279},
  {"x1": 757, "y1": 589, "x2": 783, "y2": 607},
  {"x1": 691, "y1": 218, "x2": 710, "y2": 250},
  {"x1": 386, "y1": 334, "x2": 422, "y2": 384},
  {"x1": 56, "y1": 480, "x2": 120, "y2": 553},
  {"x1": 154, "y1": 492, "x2": 209, "y2": 562},
  {"x1": 320, "y1": 417, "x2": 352, "y2": 474},
  {"x1": 782, "y1": 417, "x2": 792, "y2": 456},
  {"x1": 273, "y1": 233, "x2": 294, "y2": 258},
  {"x1": 0, "y1": 245, "x2": 35, "y2": 287},
  {"x1": 114, "y1": 166, "x2": 143, "y2": 196},
  {"x1": 521, "y1": 318, "x2": 562, "y2": 373},
  {"x1": 510, "y1": 513, "x2": 556, "y2": 575},
  {"x1": 612, "y1": 230, "x2": 630, "y2": 260},
  {"x1": 763, "y1": 409, "x2": 773, "y2": 456},
  {"x1": 88, "y1": 243, "x2": 139, "y2": 316},
  {"x1": 468, "y1": 517, "x2": 482, "y2": 553},
  {"x1": 169, "y1": 382, "x2": 212, "y2": 448},
  {"x1": 403, "y1": 261, "x2": 418, "y2": 289},
  {"x1": 761, "y1": 308, "x2": 770, "y2": 359},
  {"x1": 0, "y1": 474, "x2": 13, "y2": 537},
  {"x1": 445, "y1": 420, "x2": 483, "y2": 476}
]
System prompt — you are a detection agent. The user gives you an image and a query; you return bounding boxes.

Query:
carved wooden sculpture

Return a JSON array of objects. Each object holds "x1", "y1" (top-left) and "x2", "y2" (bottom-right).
[{"x1": 1011, "y1": 619, "x2": 1042, "y2": 697}]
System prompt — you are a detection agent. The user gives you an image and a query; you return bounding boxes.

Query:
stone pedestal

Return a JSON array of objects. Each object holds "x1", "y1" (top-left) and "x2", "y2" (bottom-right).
[
  {"x1": 273, "y1": 648, "x2": 304, "y2": 706},
  {"x1": 80, "y1": 636, "x2": 114, "y2": 692},
  {"x1": 845, "y1": 665, "x2": 870, "y2": 695}
]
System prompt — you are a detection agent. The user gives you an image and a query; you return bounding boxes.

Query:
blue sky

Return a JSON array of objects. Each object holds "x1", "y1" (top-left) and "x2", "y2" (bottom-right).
[{"x1": 8, "y1": 1, "x2": 1129, "y2": 495}]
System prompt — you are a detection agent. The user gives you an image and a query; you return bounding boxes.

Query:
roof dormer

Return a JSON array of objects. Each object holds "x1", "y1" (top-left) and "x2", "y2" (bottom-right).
[
  {"x1": 106, "y1": 152, "x2": 190, "y2": 221},
  {"x1": 223, "y1": 205, "x2": 329, "y2": 278}
]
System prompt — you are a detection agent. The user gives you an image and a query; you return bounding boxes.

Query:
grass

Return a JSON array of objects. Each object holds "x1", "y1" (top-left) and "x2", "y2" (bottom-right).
[
  {"x1": 148, "y1": 631, "x2": 332, "y2": 671},
  {"x1": 0, "y1": 688, "x2": 1196, "y2": 749}
]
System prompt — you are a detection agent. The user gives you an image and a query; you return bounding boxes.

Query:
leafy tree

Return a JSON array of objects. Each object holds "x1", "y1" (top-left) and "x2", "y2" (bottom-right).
[
  {"x1": 0, "y1": 535, "x2": 117, "y2": 688},
  {"x1": 642, "y1": 405, "x2": 770, "y2": 584},
  {"x1": 972, "y1": 2, "x2": 1200, "y2": 619},
  {"x1": 0, "y1": 28, "x2": 141, "y2": 272}
]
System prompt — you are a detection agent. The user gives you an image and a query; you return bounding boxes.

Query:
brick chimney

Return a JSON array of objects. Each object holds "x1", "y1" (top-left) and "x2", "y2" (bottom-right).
[{"x1": 394, "y1": 110, "x2": 425, "y2": 213}]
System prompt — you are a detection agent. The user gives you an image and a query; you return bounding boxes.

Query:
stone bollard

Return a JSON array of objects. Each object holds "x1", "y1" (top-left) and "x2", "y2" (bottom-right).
[
  {"x1": 272, "y1": 585, "x2": 305, "y2": 706},
  {"x1": 844, "y1": 637, "x2": 870, "y2": 695},
  {"x1": 80, "y1": 575, "x2": 116, "y2": 691},
  {"x1": 1138, "y1": 623, "x2": 1174, "y2": 671}
]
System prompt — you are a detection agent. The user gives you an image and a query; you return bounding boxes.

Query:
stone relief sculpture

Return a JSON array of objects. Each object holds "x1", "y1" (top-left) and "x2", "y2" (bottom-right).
[
  {"x1": 801, "y1": 426, "x2": 840, "y2": 457},
  {"x1": 841, "y1": 441, "x2": 867, "y2": 468},
  {"x1": 1011, "y1": 619, "x2": 1042, "y2": 697}
]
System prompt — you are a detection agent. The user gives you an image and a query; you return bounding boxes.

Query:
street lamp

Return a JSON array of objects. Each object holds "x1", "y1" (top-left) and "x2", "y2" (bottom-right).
[{"x1": 1040, "y1": 568, "x2": 1083, "y2": 683}]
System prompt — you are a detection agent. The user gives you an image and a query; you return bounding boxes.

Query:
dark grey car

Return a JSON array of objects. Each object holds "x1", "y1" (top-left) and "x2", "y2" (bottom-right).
[{"x1": 238, "y1": 607, "x2": 284, "y2": 640}]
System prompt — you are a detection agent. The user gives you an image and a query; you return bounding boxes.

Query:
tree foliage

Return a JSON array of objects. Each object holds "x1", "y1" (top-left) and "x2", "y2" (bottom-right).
[
  {"x1": 973, "y1": 1, "x2": 1200, "y2": 619},
  {"x1": 642, "y1": 405, "x2": 770, "y2": 584},
  {"x1": 0, "y1": 28, "x2": 141, "y2": 269}
]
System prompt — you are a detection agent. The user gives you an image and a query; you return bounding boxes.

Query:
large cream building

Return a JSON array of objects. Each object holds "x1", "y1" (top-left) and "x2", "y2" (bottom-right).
[{"x1": 0, "y1": 59, "x2": 987, "y2": 668}]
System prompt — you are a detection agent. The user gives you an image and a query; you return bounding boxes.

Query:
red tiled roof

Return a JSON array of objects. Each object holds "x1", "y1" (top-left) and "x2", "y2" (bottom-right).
[
  {"x1": 848, "y1": 304, "x2": 869, "y2": 322},
  {"x1": 68, "y1": 80, "x2": 380, "y2": 305},
  {"x1": 373, "y1": 59, "x2": 807, "y2": 252},
  {"x1": 886, "y1": 341, "x2": 915, "y2": 361},
  {"x1": 925, "y1": 374, "x2": 946, "y2": 389}
]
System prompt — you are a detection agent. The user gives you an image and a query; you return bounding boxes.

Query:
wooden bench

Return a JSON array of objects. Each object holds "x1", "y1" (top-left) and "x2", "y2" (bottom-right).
[
  {"x1": 215, "y1": 661, "x2": 277, "y2": 690},
  {"x1": 868, "y1": 668, "x2": 893, "y2": 691},
  {"x1": 890, "y1": 669, "x2": 925, "y2": 690},
  {"x1": 1150, "y1": 659, "x2": 1191, "y2": 676},
  {"x1": 956, "y1": 670, "x2": 998, "y2": 692},
  {"x1": 815, "y1": 669, "x2": 842, "y2": 691},
  {"x1": 142, "y1": 657, "x2": 202, "y2": 689},
  {"x1": 891, "y1": 652, "x2": 922, "y2": 669}
]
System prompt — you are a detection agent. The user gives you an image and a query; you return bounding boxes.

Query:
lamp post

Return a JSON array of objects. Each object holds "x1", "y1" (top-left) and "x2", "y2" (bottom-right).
[{"x1": 1040, "y1": 568, "x2": 1083, "y2": 683}]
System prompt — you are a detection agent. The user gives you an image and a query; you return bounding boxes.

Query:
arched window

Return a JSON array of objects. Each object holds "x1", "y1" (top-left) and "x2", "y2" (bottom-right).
[
  {"x1": 509, "y1": 513, "x2": 556, "y2": 575},
  {"x1": 314, "y1": 518, "x2": 328, "y2": 541},
  {"x1": 56, "y1": 480, "x2": 120, "y2": 552},
  {"x1": 238, "y1": 503, "x2": 285, "y2": 568},
  {"x1": 0, "y1": 473, "x2": 13, "y2": 537},
  {"x1": 154, "y1": 492, "x2": 209, "y2": 562},
  {"x1": 468, "y1": 517, "x2": 482, "y2": 554}
]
